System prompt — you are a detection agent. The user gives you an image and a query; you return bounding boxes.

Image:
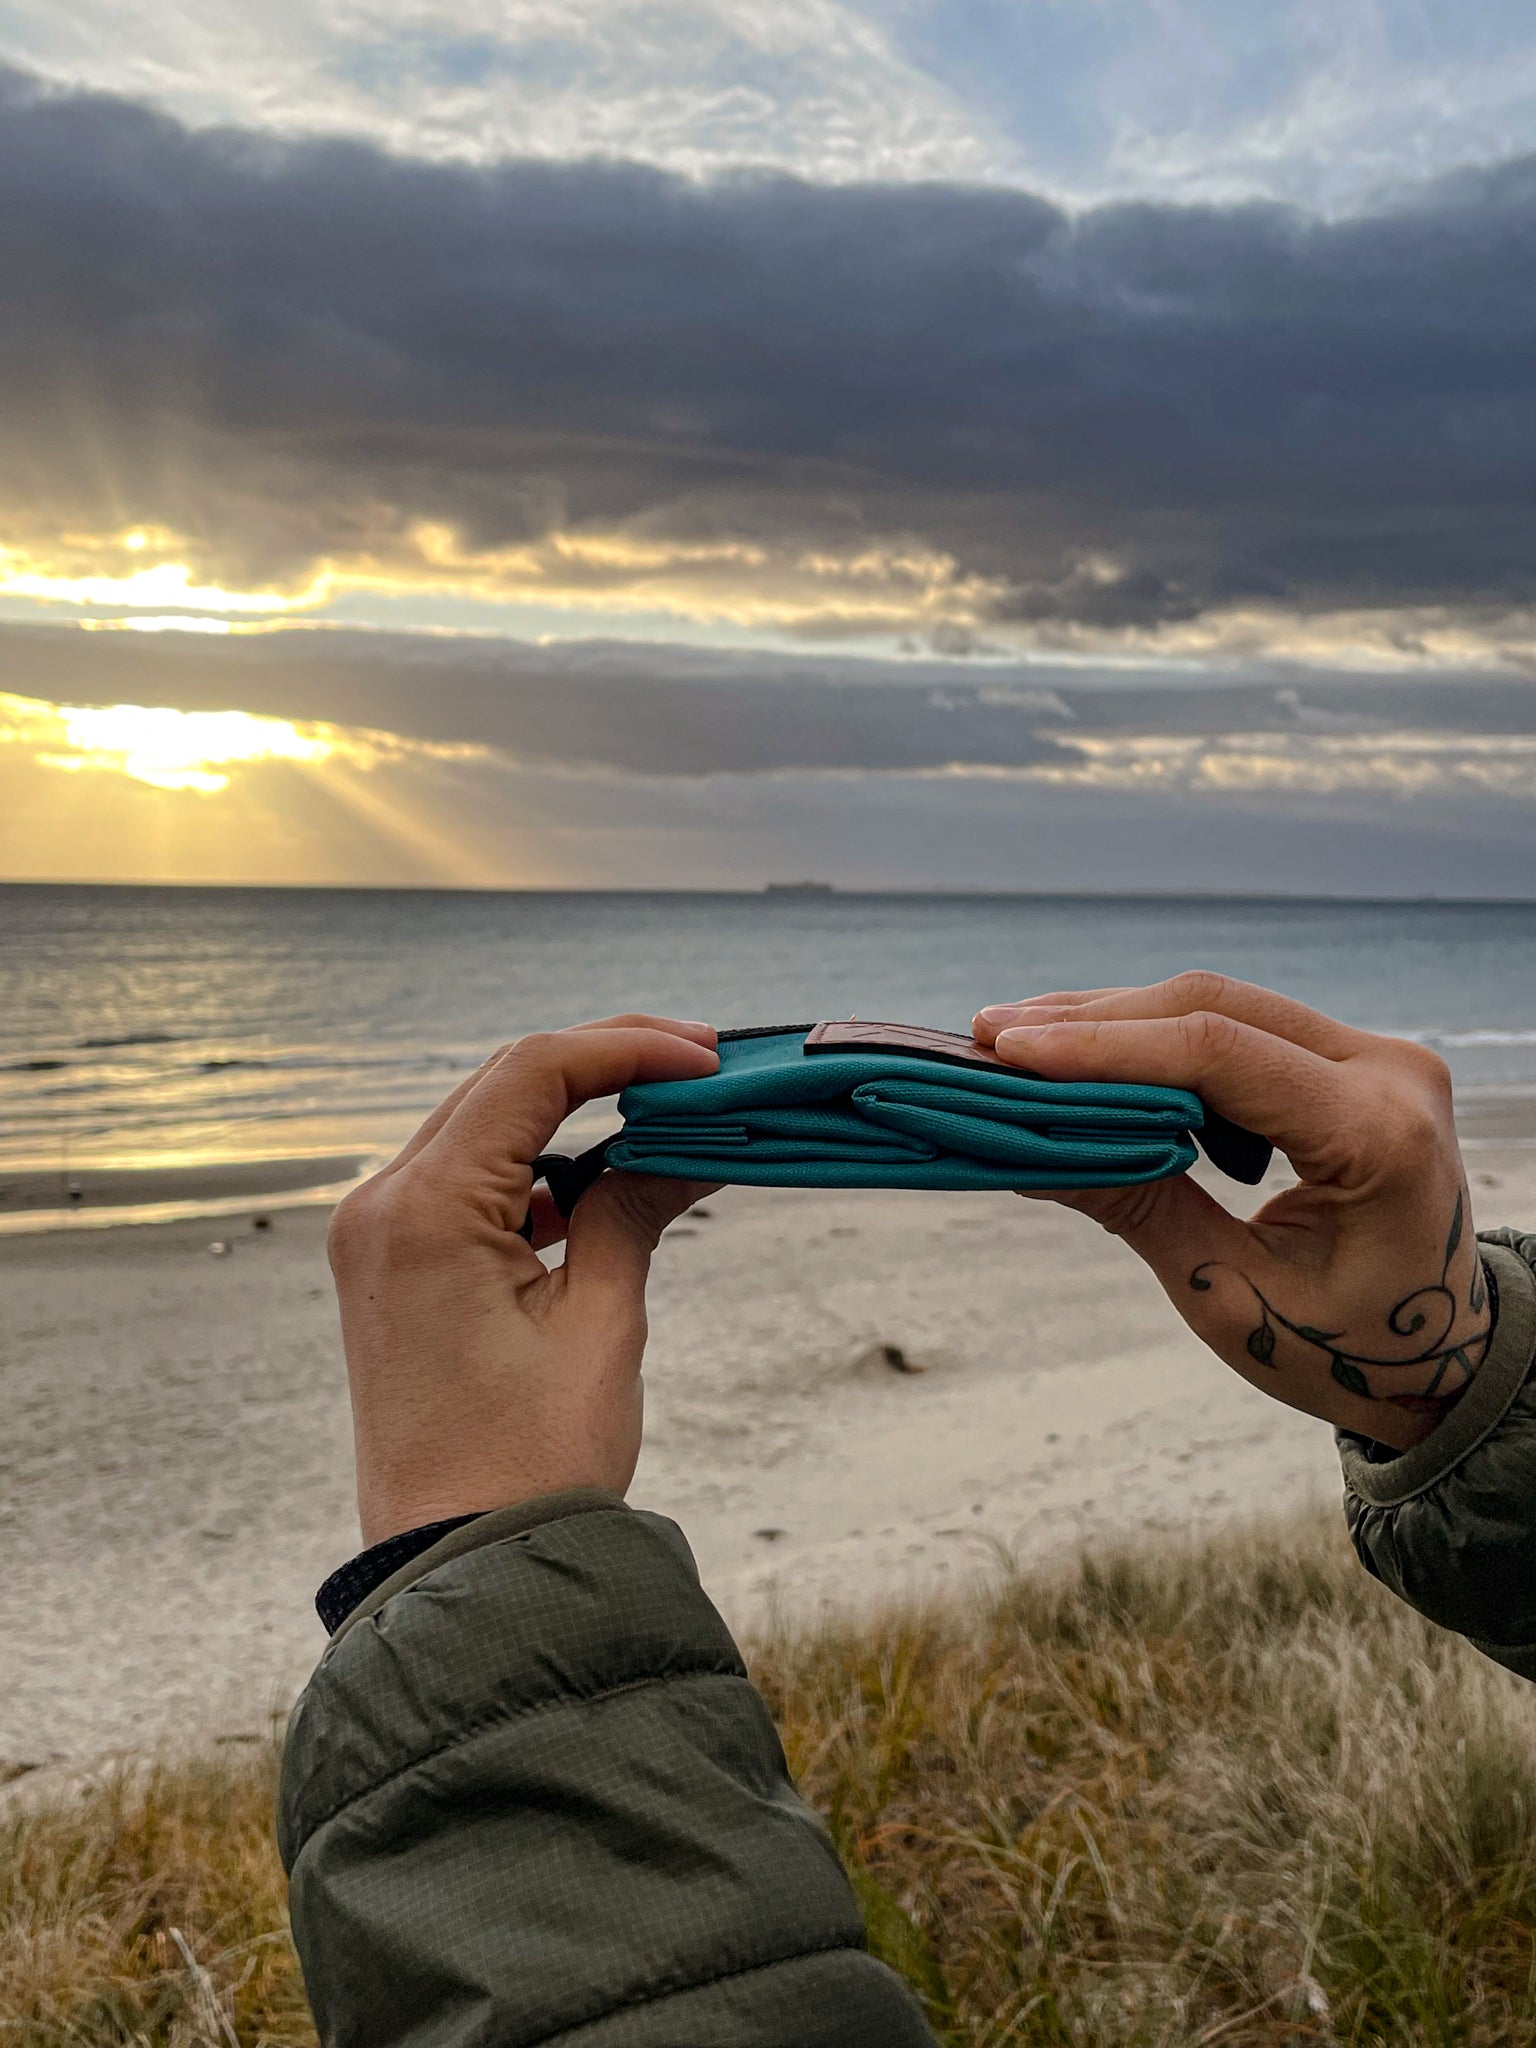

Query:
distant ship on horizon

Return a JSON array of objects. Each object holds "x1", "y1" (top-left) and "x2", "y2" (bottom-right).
[{"x1": 763, "y1": 879, "x2": 835, "y2": 896}]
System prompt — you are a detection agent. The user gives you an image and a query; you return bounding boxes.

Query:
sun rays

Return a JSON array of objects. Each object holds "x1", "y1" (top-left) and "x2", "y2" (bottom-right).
[
  {"x1": 0, "y1": 540, "x2": 329, "y2": 617},
  {"x1": 36, "y1": 702, "x2": 334, "y2": 793},
  {"x1": 0, "y1": 688, "x2": 507, "y2": 883}
]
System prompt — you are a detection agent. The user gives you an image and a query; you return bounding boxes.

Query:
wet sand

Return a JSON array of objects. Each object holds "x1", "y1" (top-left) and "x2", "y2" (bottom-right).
[
  {"x1": 4, "y1": 1113, "x2": 1535, "y2": 1768},
  {"x1": 0, "y1": 1153, "x2": 370, "y2": 1222}
]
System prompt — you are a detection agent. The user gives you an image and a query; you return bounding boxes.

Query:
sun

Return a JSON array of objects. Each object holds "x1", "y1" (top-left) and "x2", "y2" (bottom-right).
[{"x1": 41, "y1": 702, "x2": 336, "y2": 793}]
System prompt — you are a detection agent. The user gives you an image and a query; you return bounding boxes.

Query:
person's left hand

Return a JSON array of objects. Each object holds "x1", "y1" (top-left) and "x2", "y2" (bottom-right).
[
  {"x1": 327, "y1": 1015, "x2": 719, "y2": 1544},
  {"x1": 972, "y1": 973, "x2": 1491, "y2": 1450}
]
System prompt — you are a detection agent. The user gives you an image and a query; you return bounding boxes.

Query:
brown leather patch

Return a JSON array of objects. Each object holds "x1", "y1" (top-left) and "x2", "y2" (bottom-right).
[{"x1": 803, "y1": 1020, "x2": 1011, "y2": 1070}]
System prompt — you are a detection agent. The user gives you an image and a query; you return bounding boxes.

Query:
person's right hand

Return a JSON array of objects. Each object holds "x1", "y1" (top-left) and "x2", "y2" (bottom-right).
[
  {"x1": 973, "y1": 973, "x2": 1493, "y2": 1450},
  {"x1": 327, "y1": 1016, "x2": 718, "y2": 1545}
]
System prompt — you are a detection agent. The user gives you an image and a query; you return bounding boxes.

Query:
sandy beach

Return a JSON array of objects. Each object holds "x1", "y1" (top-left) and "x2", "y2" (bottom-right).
[{"x1": 5, "y1": 1115, "x2": 1536, "y2": 1771}]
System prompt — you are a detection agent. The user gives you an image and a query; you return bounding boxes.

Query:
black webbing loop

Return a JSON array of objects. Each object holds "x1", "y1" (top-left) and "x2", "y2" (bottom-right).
[{"x1": 516, "y1": 1138, "x2": 616, "y2": 1241}]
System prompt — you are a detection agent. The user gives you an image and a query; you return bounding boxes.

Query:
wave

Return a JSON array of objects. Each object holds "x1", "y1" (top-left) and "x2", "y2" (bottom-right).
[
  {"x1": 15, "y1": 1035, "x2": 481, "y2": 1077},
  {"x1": 15, "y1": 1048, "x2": 476, "y2": 1077},
  {"x1": 194, "y1": 1049, "x2": 477, "y2": 1075},
  {"x1": 75, "y1": 1031, "x2": 185, "y2": 1049},
  {"x1": 1409, "y1": 1029, "x2": 1536, "y2": 1048}
]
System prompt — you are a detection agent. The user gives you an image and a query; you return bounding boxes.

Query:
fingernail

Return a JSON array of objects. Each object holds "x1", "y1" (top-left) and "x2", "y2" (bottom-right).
[
  {"x1": 977, "y1": 1003, "x2": 1031, "y2": 1024},
  {"x1": 995, "y1": 1024, "x2": 1048, "y2": 1046}
]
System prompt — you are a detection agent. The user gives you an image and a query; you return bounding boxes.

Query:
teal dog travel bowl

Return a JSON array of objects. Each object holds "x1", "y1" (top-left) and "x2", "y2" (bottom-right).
[{"x1": 520, "y1": 1023, "x2": 1271, "y2": 1229}]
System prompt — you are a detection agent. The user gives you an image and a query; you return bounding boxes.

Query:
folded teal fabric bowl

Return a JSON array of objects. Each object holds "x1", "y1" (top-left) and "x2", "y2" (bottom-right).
[{"x1": 604, "y1": 1023, "x2": 1270, "y2": 1192}]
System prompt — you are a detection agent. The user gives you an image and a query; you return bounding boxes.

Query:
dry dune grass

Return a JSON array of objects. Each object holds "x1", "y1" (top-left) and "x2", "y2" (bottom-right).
[
  {"x1": 0, "y1": 1745, "x2": 307, "y2": 2046},
  {"x1": 761, "y1": 1511, "x2": 1536, "y2": 2045},
  {"x1": 6, "y1": 1511, "x2": 1536, "y2": 2044}
]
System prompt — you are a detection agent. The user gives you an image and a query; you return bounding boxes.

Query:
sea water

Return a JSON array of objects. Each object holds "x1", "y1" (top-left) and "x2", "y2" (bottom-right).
[{"x1": 4, "y1": 884, "x2": 1536, "y2": 1188}]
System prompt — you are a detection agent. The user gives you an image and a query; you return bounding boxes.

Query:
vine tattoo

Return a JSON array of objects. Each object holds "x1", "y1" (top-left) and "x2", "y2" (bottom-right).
[{"x1": 1188, "y1": 1190, "x2": 1492, "y2": 1403}]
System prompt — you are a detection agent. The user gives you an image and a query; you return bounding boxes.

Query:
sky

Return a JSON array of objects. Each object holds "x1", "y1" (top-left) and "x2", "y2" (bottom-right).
[{"x1": 0, "y1": 3, "x2": 1534, "y2": 891}]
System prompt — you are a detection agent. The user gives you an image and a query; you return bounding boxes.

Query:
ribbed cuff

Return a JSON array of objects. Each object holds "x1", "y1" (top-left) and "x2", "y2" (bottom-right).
[
  {"x1": 1339, "y1": 1241, "x2": 1536, "y2": 1508},
  {"x1": 325, "y1": 1488, "x2": 629, "y2": 1646}
]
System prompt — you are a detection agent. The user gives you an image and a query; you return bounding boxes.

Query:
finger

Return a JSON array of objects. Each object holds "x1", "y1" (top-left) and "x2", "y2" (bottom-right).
[
  {"x1": 981, "y1": 972, "x2": 1362, "y2": 1061},
  {"x1": 524, "y1": 1184, "x2": 567, "y2": 1252},
  {"x1": 1026, "y1": 1169, "x2": 1257, "y2": 1282},
  {"x1": 526, "y1": 1168, "x2": 723, "y2": 1254},
  {"x1": 974, "y1": 990, "x2": 1132, "y2": 1044},
  {"x1": 377, "y1": 1017, "x2": 715, "y2": 1181},
  {"x1": 377, "y1": 1047, "x2": 510, "y2": 1179},
  {"x1": 562, "y1": 1172, "x2": 709, "y2": 1317},
  {"x1": 564, "y1": 1014, "x2": 717, "y2": 1048},
  {"x1": 1029, "y1": 1168, "x2": 1247, "y2": 1259},
  {"x1": 421, "y1": 1026, "x2": 719, "y2": 1186},
  {"x1": 991, "y1": 1012, "x2": 1354, "y2": 1177}
]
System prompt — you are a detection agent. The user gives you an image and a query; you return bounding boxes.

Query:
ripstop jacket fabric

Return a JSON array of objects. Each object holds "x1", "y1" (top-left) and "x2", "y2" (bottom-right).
[
  {"x1": 1340, "y1": 1228, "x2": 1536, "y2": 1679},
  {"x1": 281, "y1": 1495, "x2": 937, "y2": 2047}
]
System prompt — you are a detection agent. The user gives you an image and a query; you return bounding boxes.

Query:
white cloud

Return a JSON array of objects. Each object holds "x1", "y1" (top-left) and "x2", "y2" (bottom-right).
[
  {"x1": 0, "y1": 0, "x2": 1003, "y2": 184},
  {"x1": 9, "y1": 0, "x2": 1535, "y2": 211},
  {"x1": 1023, "y1": 729, "x2": 1536, "y2": 802}
]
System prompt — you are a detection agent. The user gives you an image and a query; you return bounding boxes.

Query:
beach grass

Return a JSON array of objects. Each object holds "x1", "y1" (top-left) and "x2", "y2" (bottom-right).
[{"x1": 6, "y1": 1510, "x2": 1536, "y2": 2045}]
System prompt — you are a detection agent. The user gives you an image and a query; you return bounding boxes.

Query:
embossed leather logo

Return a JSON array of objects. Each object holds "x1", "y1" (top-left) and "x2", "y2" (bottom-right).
[{"x1": 803, "y1": 1020, "x2": 1011, "y2": 1070}]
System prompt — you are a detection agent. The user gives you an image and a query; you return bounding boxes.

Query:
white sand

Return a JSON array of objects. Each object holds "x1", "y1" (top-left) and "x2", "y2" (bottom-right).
[{"x1": 4, "y1": 1139, "x2": 1535, "y2": 1768}]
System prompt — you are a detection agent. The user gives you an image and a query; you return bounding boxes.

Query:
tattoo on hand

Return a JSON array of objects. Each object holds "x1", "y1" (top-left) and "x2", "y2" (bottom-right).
[{"x1": 1189, "y1": 1190, "x2": 1492, "y2": 1405}]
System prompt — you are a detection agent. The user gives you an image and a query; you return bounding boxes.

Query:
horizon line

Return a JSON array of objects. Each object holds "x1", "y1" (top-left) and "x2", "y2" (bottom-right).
[{"x1": 3, "y1": 879, "x2": 1535, "y2": 908}]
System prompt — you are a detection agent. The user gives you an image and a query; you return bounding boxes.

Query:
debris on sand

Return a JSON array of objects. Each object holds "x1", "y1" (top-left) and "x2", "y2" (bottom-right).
[{"x1": 854, "y1": 1340, "x2": 924, "y2": 1375}]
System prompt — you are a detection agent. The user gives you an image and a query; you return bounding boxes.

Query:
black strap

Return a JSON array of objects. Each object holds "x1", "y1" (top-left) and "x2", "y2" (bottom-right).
[
  {"x1": 1194, "y1": 1109, "x2": 1272, "y2": 1186},
  {"x1": 716, "y1": 1023, "x2": 815, "y2": 1042},
  {"x1": 517, "y1": 1138, "x2": 615, "y2": 1240}
]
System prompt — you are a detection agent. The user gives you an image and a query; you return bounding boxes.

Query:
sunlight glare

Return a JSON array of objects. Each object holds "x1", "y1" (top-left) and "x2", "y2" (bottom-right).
[
  {"x1": 43, "y1": 704, "x2": 335, "y2": 793},
  {"x1": 78, "y1": 615, "x2": 239, "y2": 636},
  {"x1": 0, "y1": 560, "x2": 323, "y2": 613},
  {"x1": 0, "y1": 535, "x2": 328, "y2": 616}
]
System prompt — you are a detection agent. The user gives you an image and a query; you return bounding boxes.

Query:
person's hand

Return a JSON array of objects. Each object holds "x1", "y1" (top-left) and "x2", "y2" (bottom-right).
[
  {"x1": 327, "y1": 1016, "x2": 719, "y2": 1544},
  {"x1": 973, "y1": 973, "x2": 1492, "y2": 1450}
]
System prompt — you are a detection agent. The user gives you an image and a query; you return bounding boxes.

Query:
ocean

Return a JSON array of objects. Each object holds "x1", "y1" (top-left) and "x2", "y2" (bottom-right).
[{"x1": 4, "y1": 885, "x2": 1536, "y2": 1216}]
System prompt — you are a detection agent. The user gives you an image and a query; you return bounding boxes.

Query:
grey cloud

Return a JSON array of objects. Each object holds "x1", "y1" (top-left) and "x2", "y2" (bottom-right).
[
  {"x1": 0, "y1": 623, "x2": 1078, "y2": 775},
  {"x1": 5, "y1": 619, "x2": 1535, "y2": 893},
  {"x1": 3, "y1": 621, "x2": 1534, "y2": 778},
  {"x1": 1, "y1": 61, "x2": 1536, "y2": 633}
]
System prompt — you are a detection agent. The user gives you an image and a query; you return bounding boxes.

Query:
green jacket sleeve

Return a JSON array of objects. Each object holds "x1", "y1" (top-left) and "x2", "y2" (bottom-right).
[
  {"x1": 1340, "y1": 1229, "x2": 1536, "y2": 1679},
  {"x1": 278, "y1": 1492, "x2": 936, "y2": 2048}
]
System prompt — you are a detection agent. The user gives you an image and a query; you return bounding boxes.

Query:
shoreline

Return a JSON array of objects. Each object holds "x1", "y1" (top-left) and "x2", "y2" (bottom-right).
[
  {"x1": 4, "y1": 1092, "x2": 1535, "y2": 1235},
  {"x1": 0, "y1": 1152, "x2": 375, "y2": 1234}
]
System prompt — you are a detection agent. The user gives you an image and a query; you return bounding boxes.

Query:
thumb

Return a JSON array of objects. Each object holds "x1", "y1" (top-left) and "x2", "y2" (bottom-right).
[
  {"x1": 1047, "y1": 1171, "x2": 1248, "y2": 1271},
  {"x1": 562, "y1": 1171, "x2": 711, "y2": 1314},
  {"x1": 1041, "y1": 1171, "x2": 1269, "y2": 1340},
  {"x1": 1049, "y1": 1173, "x2": 1384, "y2": 1426}
]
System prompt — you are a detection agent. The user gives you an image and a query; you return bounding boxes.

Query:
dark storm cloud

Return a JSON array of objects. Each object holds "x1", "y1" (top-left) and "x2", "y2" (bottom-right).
[{"x1": 2, "y1": 62, "x2": 1536, "y2": 627}]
